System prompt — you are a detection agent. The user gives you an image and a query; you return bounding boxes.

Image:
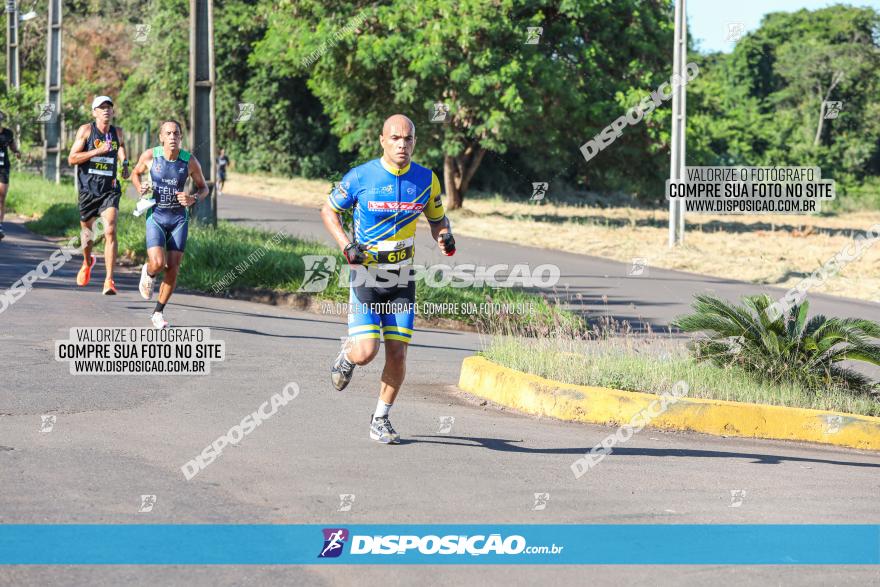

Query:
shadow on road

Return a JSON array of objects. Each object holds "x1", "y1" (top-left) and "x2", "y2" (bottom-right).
[
  {"x1": 407, "y1": 435, "x2": 880, "y2": 468},
  {"x1": 152, "y1": 301, "x2": 335, "y2": 325},
  {"x1": 191, "y1": 325, "x2": 340, "y2": 341},
  {"x1": 480, "y1": 209, "x2": 866, "y2": 238},
  {"x1": 192, "y1": 325, "x2": 478, "y2": 352},
  {"x1": 223, "y1": 216, "x2": 310, "y2": 223}
]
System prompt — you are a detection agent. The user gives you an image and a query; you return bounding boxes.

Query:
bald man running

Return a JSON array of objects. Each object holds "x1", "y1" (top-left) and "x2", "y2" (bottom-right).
[{"x1": 321, "y1": 114, "x2": 456, "y2": 444}]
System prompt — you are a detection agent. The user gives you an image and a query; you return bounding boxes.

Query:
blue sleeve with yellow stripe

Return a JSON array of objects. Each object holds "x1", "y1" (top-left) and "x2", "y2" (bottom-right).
[
  {"x1": 424, "y1": 172, "x2": 445, "y2": 222},
  {"x1": 328, "y1": 169, "x2": 360, "y2": 213}
]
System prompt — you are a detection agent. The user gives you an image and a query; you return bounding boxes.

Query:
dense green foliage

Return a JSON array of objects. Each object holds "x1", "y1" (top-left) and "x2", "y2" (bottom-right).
[
  {"x1": 1, "y1": 2, "x2": 878, "y2": 204},
  {"x1": 688, "y1": 6, "x2": 880, "y2": 202},
  {"x1": 253, "y1": 0, "x2": 675, "y2": 204},
  {"x1": 674, "y1": 294, "x2": 880, "y2": 397}
]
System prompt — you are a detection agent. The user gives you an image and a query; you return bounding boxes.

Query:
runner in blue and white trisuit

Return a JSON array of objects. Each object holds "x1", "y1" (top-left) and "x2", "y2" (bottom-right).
[
  {"x1": 320, "y1": 114, "x2": 456, "y2": 444},
  {"x1": 130, "y1": 120, "x2": 208, "y2": 328}
]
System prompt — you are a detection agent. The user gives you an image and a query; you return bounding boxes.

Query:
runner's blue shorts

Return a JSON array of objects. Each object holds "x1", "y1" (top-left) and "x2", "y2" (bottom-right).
[
  {"x1": 347, "y1": 270, "x2": 415, "y2": 343},
  {"x1": 146, "y1": 207, "x2": 189, "y2": 252}
]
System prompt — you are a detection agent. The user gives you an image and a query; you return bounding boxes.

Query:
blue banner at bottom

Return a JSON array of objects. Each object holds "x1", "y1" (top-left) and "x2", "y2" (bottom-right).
[{"x1": 1, "y1": 525, "x2": 878, "y2": 564}]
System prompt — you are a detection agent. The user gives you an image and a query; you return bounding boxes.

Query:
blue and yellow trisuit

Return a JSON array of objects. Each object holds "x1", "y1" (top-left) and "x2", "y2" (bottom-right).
[{"x1": 328, "y1": 157, "x2": 446, "y2": 343}]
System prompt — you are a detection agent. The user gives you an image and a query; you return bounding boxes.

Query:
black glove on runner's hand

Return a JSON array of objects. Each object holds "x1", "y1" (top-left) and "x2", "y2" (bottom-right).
[
  {"x1": 344, "y1": 242, "x2": 368, "y2": 265},
  {"x1": 440, "y1": 233, "x2": 456, "y2": 256}
]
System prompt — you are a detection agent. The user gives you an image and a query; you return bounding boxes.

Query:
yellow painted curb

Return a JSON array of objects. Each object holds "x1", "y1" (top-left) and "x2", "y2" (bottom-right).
[{"x1": 458, "y1": 356, "x2": 880, "y2": 451}]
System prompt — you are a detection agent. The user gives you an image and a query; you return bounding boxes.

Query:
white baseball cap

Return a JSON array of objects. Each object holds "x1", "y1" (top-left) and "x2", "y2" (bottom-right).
[{"x1": 91, "y1": 96, "x2": 114, "y2": 109}]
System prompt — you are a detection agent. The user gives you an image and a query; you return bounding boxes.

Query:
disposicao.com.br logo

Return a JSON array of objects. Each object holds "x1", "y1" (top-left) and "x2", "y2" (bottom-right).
[{"x1": 318, "y1": 528, "x2": 563, "y2": 558}]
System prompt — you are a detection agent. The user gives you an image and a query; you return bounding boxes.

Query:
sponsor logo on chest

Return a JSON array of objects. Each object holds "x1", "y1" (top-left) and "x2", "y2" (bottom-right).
[
  {"x1": 93, "y1": 138, "x2": 118, "y2": 150},
  {"x1": 367, "y1": 201, "x2": 425, "y2": 212}
]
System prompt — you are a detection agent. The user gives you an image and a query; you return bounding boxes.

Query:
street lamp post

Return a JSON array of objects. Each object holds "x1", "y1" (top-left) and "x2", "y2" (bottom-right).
[
  {"x1": 7, "y1": 2, "x2": 36, "y2": 176},
  {"x1": 44, "y1": 0, "x2": 62, "y2": 183},
  {"x1": 5, "y1": 0, "x2": 20, "y2": 92},
  {"x1": 668, "y1": 0, "x2": 687, "y2": 247},
  {"x1": 189, "y1": 0, "x2": 217, "y2": 227}
]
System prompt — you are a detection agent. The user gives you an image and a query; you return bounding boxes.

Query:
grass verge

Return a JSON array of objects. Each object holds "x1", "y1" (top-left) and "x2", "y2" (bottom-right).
[
  {"x1": 481, "y1": 335, "x2": 880, "y2": 417},
  {"x1": 6, "y1": 171, "x2": 569, "y2": 326}
]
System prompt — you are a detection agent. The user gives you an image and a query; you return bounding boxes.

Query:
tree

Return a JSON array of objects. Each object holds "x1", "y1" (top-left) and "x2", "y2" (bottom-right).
[
  {"x1": 692, "y1": 5, "x2": 880, "y2": 186},
  {"x1": 775, "y1": 38, "x2": 876, "y2": 147},
  {"x1": 253, "y1": 0, "x2": 673, "y2": 208},
  {"x1": 213, "y1": 0, "x2": 342, "y2": 178},
  {"x1": 117, "y1": 0, "x2": 190, "y2": 139}
]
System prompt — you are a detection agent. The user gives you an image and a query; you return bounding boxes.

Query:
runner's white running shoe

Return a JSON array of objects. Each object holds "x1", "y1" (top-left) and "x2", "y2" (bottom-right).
[
  {"x1": 139, "y1": 263, "x2": 155, "y2": 300},
  {"x1": 150, "y1": 311, "x2": 169, "y2": 329},
  {"x1": 370, "y1": 414, "x2": 400, "y2": 444},
  {"x1": 331, "y1": 346, "x2": 356, "y2": 391}
]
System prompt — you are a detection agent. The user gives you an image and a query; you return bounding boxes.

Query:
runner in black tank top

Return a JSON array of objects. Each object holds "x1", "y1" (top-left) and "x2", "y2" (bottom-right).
[
  {"x1": 67, "y1": 96, "x2": 130, "y2": 295},
  {"x1": 77, "y1": 121, "x2": 120, "y2": 201},
  {"x1": 0, "y1": 111, "x2": 22, "y2": 242}
]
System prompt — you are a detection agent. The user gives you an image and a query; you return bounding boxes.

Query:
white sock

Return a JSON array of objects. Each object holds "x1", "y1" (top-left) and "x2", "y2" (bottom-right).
[
  {"x1": 340, "y1": 339, "x2": 353, "y2": 365},
  {"x1": 373, "y1": 399, "x2": 392, "y2": 419}
]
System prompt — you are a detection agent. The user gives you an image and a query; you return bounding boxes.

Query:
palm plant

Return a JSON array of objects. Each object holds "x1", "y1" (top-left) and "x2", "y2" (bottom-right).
[{"x1": 673, "y1": 294, "x2": 880, "y2": 397}]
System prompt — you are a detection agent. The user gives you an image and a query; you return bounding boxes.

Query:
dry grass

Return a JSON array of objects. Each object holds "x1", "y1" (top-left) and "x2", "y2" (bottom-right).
[
  {"x1": 228, "y1": 172, "x2": 331, "y2": 206},
  {"x1": 225, "y1": 171, "x2": 880, "y2": 303}
]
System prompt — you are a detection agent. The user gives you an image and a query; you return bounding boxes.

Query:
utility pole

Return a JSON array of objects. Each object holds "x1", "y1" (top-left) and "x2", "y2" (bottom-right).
[
  {"x1": 668, "y1": 0, "x2": 687, "y2": 247},
  {"x1": 5, "y1": 0, "x2": 19, "y2": 91},
  {"x1": 189, "y1": 0, "x2": 216, "y2": 227},
  {"x1": 43, "y1": 0, "x2": 62, "y2": 182}
]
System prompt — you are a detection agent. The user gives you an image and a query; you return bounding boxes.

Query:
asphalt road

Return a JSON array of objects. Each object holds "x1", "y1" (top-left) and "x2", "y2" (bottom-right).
[
  {"x1": 1, "y1": 217, "x2": 879, "y2": 585},
  {"x1": 218, "y1": 192, "x2": 880, "y2": 329}
]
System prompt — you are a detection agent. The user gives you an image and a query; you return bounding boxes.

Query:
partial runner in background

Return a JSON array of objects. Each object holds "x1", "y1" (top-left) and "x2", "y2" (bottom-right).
[
  {"x1": 216, "y1": 149, "x2": 230, "y2": 196},
  {"x1": 67, "y1": 96, "x2": 130, "y2": 294},
  {"x1": 0, "y1": 111, "x2": 22, "y2": 242}
]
